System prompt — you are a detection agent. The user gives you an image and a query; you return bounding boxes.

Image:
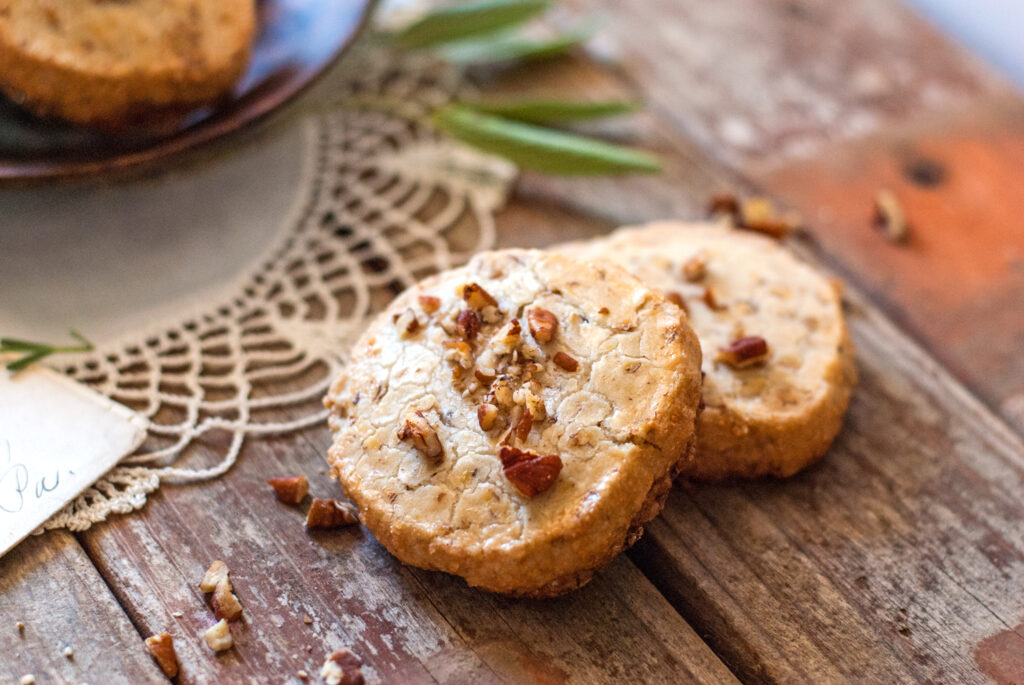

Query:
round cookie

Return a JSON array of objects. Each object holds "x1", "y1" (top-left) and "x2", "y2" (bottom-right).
[
  {"x1": 0, "y1": 0, "x2": 255, "y2": 126},
  {"x1": 559, "y1": 221, "x2": 856, "y2": 480},
  {"x1": 325, "y1": 249, "x2": 702, "y2": 597}
]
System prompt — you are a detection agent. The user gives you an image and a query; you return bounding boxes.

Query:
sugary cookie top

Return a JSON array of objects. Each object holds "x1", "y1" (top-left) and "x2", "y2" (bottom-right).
[
  {"x1": 562, "y1": 222, "x2": 847, "y2": 419},
  {"x1": 326, "y1": 249, "x2": 701, "y2": 561}
]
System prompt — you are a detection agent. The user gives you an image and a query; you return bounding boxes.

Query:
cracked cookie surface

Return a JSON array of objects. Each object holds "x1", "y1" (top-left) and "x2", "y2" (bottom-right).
[
  {"x1": 325, "y1": 249, "x2": 702, "y2": 596},
  {"x1": 560, "y1": 222, "x2": 856, "y2": 480}
]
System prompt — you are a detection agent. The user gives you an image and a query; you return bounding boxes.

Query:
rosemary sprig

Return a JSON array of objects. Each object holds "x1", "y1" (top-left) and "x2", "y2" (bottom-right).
[{"x1": 1, "y1": 330, "x2": 94, "y2": 372}]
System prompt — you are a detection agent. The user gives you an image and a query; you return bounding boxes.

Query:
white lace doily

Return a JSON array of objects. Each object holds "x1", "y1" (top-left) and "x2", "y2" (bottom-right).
[{"x1": 43, "y1": 42, "x2": 516, "y2": 532}]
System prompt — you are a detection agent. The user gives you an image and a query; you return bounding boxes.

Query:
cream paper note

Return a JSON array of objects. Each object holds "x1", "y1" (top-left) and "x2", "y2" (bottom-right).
[{"x1": 0, "y1": 361, "x2": 146, "y2": 557}]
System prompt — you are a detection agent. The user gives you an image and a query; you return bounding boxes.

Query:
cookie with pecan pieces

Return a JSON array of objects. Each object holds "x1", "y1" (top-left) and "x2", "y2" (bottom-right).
[
  {"x1": 325, "y1": 249, "x2": 702, "y2": 597},
  {"x1": 559, "y1": 222, "x2": 856, "y2": 480}
]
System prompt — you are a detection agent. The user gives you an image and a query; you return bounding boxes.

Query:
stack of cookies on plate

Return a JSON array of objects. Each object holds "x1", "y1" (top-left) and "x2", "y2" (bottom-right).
[{"x1": 324, "y1": 221, "x2": 856, "y2": 597}]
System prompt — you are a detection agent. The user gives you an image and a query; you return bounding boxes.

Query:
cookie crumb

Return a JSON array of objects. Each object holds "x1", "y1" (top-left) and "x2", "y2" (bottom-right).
[
  {"x1": 63, "y1": 645, "x2": 74, "y2": 658},
  {"x1": 172, "y1": 611, "x2": 183, "y2": 618},
  {"x1": 321, "y1": 648, "x2": 364, "y2": 685},
  {"x1": 19, "y1": 675, "x2": 35, "y2": 685},
  {"x1": 204, "y1": 619, "x2": 233, "y2": 652},
  {"x1": 297, "y1": 669, "x2": 309, "y2": 680}
]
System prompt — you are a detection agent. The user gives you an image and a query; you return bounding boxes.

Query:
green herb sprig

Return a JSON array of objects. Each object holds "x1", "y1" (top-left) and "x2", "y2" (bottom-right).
[
  {"x1": 391, "y1": 0, "x2": 660, "y2": 176},
  {"x1": 1, "y1": 330, "x2": 94, "y2": 372}
]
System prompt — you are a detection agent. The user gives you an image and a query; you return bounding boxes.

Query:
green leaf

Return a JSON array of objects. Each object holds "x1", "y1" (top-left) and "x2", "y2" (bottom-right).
[
  {"x1": 459, "y1": 98, "x2": 639, "y2": 123},
  {"x1": 441, "y1": 28, "x2": 590, "y2": 64},
  {"x1": 397, "y1": 0, "x2": 550, "y2": 49},
  {"x1": 432, "y1": 105, "x2": 660, "y2": 175},
  {"x1": 0, "y1": 338, "x2": 46, "y2": 351},
  {"x1": 6, "y1": 349, "x2": 48, "y2": 372}
]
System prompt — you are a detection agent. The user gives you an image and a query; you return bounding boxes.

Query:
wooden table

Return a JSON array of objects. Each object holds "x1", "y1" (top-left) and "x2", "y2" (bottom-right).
[{"x1": 4, "y1": 0, "x2": 1024, "y2": 682}]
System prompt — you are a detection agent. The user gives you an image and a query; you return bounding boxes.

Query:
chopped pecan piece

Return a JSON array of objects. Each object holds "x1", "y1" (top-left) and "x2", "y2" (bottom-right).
[
  {"x1": 715, "y1": 336, "x2": 770, "y2": 368},
  {"x1": 702, "y1": 287, "x2": 727, "y2": 311},
  {"x1": 477, "y1": 403, "x2": 498, "y2": 431},
  {"x1": 491, "y1": 318, "x2": 521, "y2": 354},
  {"x1": 456, "y1": 309, "x2": 481, "y2": 340},
  {"x1": 321, "y1": 648, "x2": 364, "y2": 685},
  {"x1": 393, "y1": 308, "x2": 420, "y2": 337},
  {"x1": 474, "y1": 367, "x2": 496, "y2": 384},
  {"x1": 499, "y1": 447, "x2": 563, "y2": 498},
  {"x1": 306, "y1": 498, "x2": 359, "y2": 528},
  {"x1": 212, "y1": 582, "x2": 243, "y2": 622},
  {"x1": 738, "y1": 197, "x2": 799, "y2": 238},
  {"x1": 200, "y1": 560, "x2": 243, "y2": 621},
  {"x1": 528, "y1": 308, "x2": 558, "y2": 344},
  {"x1": 145, "y1": 634, "x2": 179, "y2": 678},
  {"x1": 707, "y1": 192, "x2": 740, "y2": 218},
  {"x1": 443, "y1": 340, "x2": 473, "y2": 368},
  {"x1": 417, "y1": 295, "x2": 441, "y2": 314},
  {"x1": 682, "y1": 251, "x2": 708, "y2": 282},
  {"x1": 872, "y1": 189, "x2": 908, "y2": 243},
  {"x1": 268, "y1": 475, "x2": 309, "y2": 504},
  {"x1": 552, "y1": 351, "x2": 579, "y2": 372},
  {"x1": 461, "y1": 282, "x2": 498, "y2": 309},
  {"x1": 204, "y1": 619, "x2": 233, "y2": 652},
  {"x1": 199, "y1": 560, "x2": 230, "y2": 593},
  {"x1": 665, "y1": 291, "x2": 689, "y2": 314},
  {"x1": 514, "y1": 407, "x2": 533, "y2": 442},
  {"x1": 397, "y1": 412, "x2": 443, "y2": 459}
]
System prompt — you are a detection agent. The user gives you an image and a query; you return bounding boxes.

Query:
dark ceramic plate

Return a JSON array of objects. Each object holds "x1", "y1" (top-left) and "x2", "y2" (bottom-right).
[{"x1": 0, "y1": 0, "x2": 376, "y2": 184}]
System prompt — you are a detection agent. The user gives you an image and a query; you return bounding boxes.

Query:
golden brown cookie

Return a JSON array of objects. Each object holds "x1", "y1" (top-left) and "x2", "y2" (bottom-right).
[
  {"x1": 325, "y1": 249, "x2": 702, "y2": 597},
  {"x1": 0, "y1": 0, "x2": 255, "y2": 126},
  {"x1": 560, "y1": 221, "x2": 856, "y2": 480}
]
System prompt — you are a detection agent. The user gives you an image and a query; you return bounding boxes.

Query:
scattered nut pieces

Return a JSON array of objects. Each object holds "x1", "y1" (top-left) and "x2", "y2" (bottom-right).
[
  {"x1": 268, "y1": 475, "x2": 309, "y2": 504},
  {"x1": 499, "y1": 446, "x2": 563, "y2": 498},
  {"x1": 306, "y1": 498, "x2": 359, "y2": 529},
  {"x1": 552, "y1": 351, "x2": 579, "y2": 372},
  {"x1": 63, "y1": 646, "x2": 73, "y2": 659},
  {"x1": 702, "y1": 287, "x2": 727, "y2": 311},
  {"x1": 321, "y1": 648, "x2": 365, "y2": 685},
  {"x1": 872, "y1": 188, "x2": 908, "y2": 243},
  {"x1": 16, "y1": 621, "x2": 24, "y2": 634},
  {"x1": 417, "y1": 295, "x2": 441, "y2": 314},
  {"x1": 397, "y1": 411, "x2": 443, "y2": 460},
  {"x1": 303, "y1": 614, "x2": 313, "y2": 625},
  {"x1": 297, "y1": 669, "x2": 310, "y2": 680},
  {"x1": 204, "y1": 619, "x2": 233, "y2": 652},
  {"x1": 490, "y1": 318, "x2": 521, "y2": 354},
  {"x1": 477, "y1": 403, "x2": 498, "y2": 431},
  {"x1": 528, "y1": 308, "x2": 558, "y2": 344},
  {"x1": 682, "y1": 251, "x2": 709, "y2": 282},
  {"x1": 455, "y1": 309, "x2": 481, "y2": 340},
  {"x1": 708, "y1": 192, "x2": 799, "y2": 238},
  {"x1": 200, "y1": 560, "x2": 230, "y2": 593},
  {"x1": 461, "y1": 282, "x2": 498, "y2": 310},
  {"x1": 716, "y1": 336, "x2": 770, "y2": 368},
  {"x1": 212, "y1": 582, "x2": 244, "y2": 622},
  {"x1": 172, "y1": 611, "x2": 183, "y2": 618},
  {"x1": 19, "y1": 675, "x2": 35, "y2": 685},
  {"x1": 146, "y1": 633, "x2": 179, "y2": 678}
]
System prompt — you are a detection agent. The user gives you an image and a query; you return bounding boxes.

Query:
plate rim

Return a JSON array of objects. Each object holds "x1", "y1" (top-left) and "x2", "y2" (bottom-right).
[{"x1": 0, "y1": 0, "x2": 379, "y2": 186}]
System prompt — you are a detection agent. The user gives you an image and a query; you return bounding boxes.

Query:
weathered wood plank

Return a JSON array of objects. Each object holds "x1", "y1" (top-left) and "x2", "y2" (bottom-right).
[
  {"x1": 78, "y1": 422, "x2": 739, "y2": 684},
  {"x1": 567, "y1": 0, "x2": 1010, "y2": 168},
  {"x1": 751, "y1": 98, "x2": 1024, "y2": 433},
  {"x1": 630, "y1": 294, "x2": 1024, "y2": 683},
  {"x1": 0, "y1": 531, "x2": 166, "y2": 684}
]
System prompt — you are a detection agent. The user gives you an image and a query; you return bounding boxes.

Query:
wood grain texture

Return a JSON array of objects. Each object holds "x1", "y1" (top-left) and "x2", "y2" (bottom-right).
[
  {"x1": 77, "y1": 424, "x2": 739, "y2": 684},
  {"x1": 0, "y1": 531, "x2": 166, "y2": 684},
  {"x1": 568, "y1": 0, "x2": 1009, "y2": 168}
]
